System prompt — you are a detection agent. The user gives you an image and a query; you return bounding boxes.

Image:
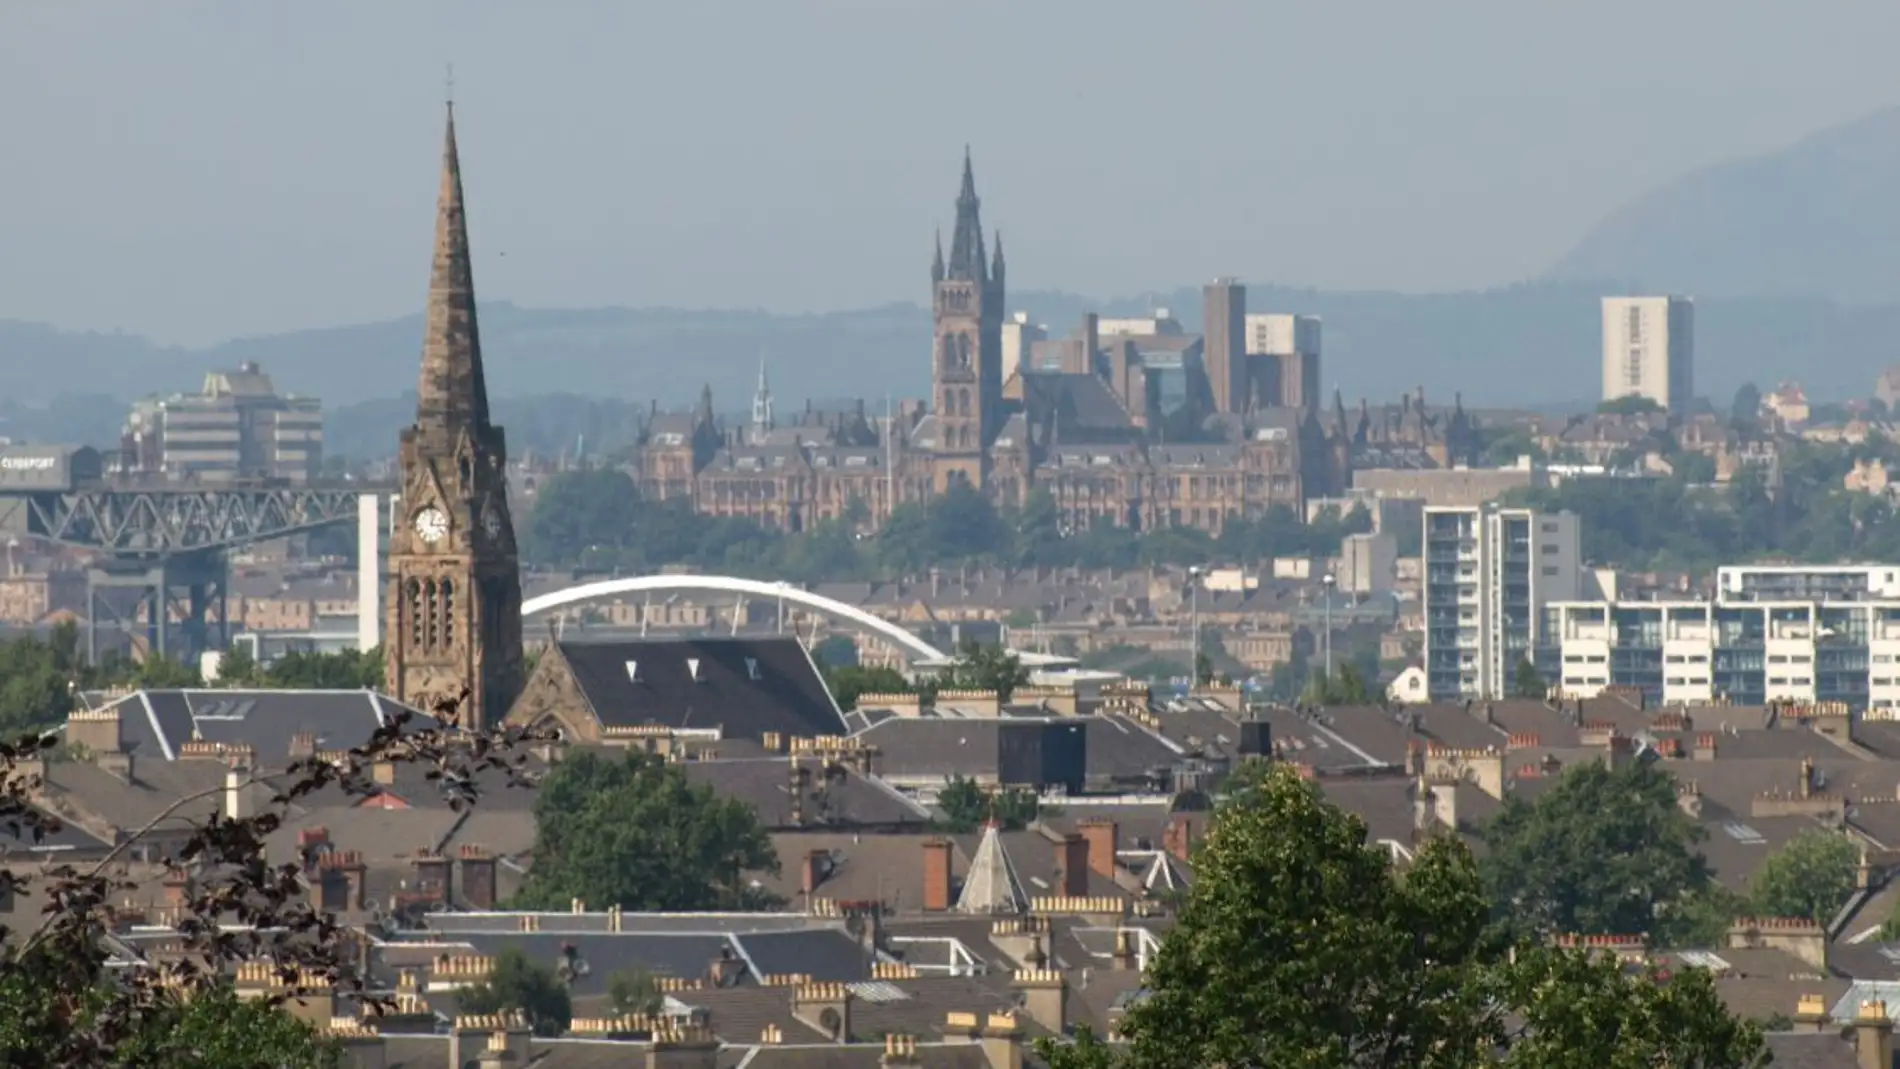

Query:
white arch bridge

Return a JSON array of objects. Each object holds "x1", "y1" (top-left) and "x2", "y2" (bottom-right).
[{"x1": 521, "y1": 574, "x2": 1073, "y2": 667}]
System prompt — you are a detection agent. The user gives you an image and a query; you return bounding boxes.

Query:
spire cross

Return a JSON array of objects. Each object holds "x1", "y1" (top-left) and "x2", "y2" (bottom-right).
[{"x1": 445, "y1": 63, "x2": 456, "y2": 112}]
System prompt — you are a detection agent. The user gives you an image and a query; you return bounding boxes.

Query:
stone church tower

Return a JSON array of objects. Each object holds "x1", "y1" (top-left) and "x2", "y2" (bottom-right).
[
  {"x1": 929, "y1": 148, "x2": 1006, "y2": 492},
  {"x1": 383, "y1": 105, "x2": 526, "y2": 728}
]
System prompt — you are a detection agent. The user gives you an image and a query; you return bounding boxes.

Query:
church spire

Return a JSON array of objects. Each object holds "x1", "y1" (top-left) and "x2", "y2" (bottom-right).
[
  {"x1": 991, "y1": 230, "x2": 1005, "y2": 289},
  {"x1": 932, "y1": 229, "x2": 945, "y2": 284},
  {"x1": 946, "y1": 146, "x2": 987, "y2": 284},
  {"x1": 414, "y1": 103, "x2": 491, "y2": 435},
  {"x1": 751, "y1": 356, "x2": 774, "y2": 443}
]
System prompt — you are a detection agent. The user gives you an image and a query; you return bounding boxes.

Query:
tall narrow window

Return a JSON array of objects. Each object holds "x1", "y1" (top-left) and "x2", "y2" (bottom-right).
[
  {"x1": 424, "y1": 579, "x2": 439, "y2": 649},
  {"x1": 406, "y1": 579, "x2": 422, "y2": 647},
  {"x1": 440, "y1": 579, "x2": 455, "y2": 645}
]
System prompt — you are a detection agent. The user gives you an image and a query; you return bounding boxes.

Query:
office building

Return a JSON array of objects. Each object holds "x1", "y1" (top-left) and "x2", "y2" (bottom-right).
[
  {"x1": 1601, "y1": 296, "x2": 1694, "y2": 412},
  {"x1": 121, "y1": 362, "x2": 323, "y2": 483},
  {"x1": 999, "y1": 312, "x2": 1048, "y2": 386},
  {"x1": 1716, "y1": 564, "x2": 1900, "y2": 603},
  {"x1": 1244, "y1": 313, "x2": 1322, "y2": 413},
  {"x1": 1422, "y1": 505, "x2": 1583, "y2": 700},
  {"x1": 1202, "y1": 279, "x2": 1246, "y2": 415}
]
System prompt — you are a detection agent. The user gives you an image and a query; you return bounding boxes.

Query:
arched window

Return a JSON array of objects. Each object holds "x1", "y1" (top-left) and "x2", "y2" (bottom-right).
[
  {"x1": 423, "y1": 579, "x2": 439, "y2": 649},
  {"x1": 956, "y1": 334, "x2": 972, "y2": 370},
  {"x1": 958, "y1": 389, "x2": 971, "y2": 416},
  {"x1": 405, "y1": 579, "x2": 422, "y2": 646},
  {"x1": 942, "y1": 388, "x2": 954, "y2": 414},
  {"x1": 440, "y1": 579, "x2": 455, "y2": 645}
]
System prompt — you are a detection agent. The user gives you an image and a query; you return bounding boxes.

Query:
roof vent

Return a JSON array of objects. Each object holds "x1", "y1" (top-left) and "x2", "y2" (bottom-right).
[
  {"x1": 687, "y1": 658, "x2": 702, "y2": 682},
  {"x1": 745, "y1": 657, "x2": 761, "y2": 681},
  {"x1": 625, "y1": 660, "x2": 640, "y2": 682}
]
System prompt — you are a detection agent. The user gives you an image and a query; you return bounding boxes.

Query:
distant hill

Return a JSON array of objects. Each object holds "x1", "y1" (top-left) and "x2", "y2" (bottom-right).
[
  {"x1": 6, "y1": 284, "x2": 1900, "y2": 456},
  {"x1": 1544, "y1": 106, "x2": 1900, "y2": 305}
]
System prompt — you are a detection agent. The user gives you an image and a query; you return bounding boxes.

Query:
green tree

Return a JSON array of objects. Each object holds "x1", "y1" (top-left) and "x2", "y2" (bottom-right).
[
  {"x1": 1303, "y1": 663, "x2": 1372, "y2": 706},
  {"x1": 604, "y1": 969, "x2": 664, "y2": 1016},
  {"x1": 263, "y1": 648, "x2": 384, "y2": 690},
  {"x1": 0, "y1": 962, "x2": 338, "y2": 1068},
  {"x1": 212, "y1": 643, "x2": 261, "y2": 687},
  {"x1": 455, "y1": 947, "x2": 573, "y2": 1037},
  {"x1": 938, "y1": 640, "x2": 1030, "y2": 702},
  {"x1": 1480, "y1": 760, "x2": 1717, "y2": 945},
  {"x1": 1730, "y1": 382, "x2": 1763, "y2": 427},
  {"x1": 1013, "y1": 488, "x2": 1065, "y2": 567},
  {"x1": 1193, "y1": 650, "x2": 1214, "y2": 687},
  {"x1": 513, "y1": 751, "x2": 780, "y2": 912},
  {"x1": 825, "y1": 664, "x2": 910, "y2": 712},
  {"x1": 1597, "y1": 395, "x2": 1665, "y2": 416},
  {"x1": 522, "y1": 467, "x2": 644, "y2": 566},
  {"x1": 134, "y1": 656, "x2": 203, "y2": 689},
  {"x1": 1748, "y1": 829, "x2": 1860, "y2": 925},
  {"x1": 0, "y1": 636, "x2": 74, "y2": 734},
  {"x1": 1511, "y1": 658, "x2": 1545, "y2": 699},
  {"x1": 936, "y1": 775, "x2": 1037, "y2": 833},
  {"x1": 1039, "y1": 764, "x2": 1765, "y2": 1069}
]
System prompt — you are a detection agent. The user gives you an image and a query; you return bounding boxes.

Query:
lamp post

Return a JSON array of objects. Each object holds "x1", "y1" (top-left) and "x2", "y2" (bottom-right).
[
  {"x1": 1188, "y1": 566, "x2": 1204, "y2": 684},
  {"x1": 1322, "y1": 572, "x2": 1337, "y2": 678}
]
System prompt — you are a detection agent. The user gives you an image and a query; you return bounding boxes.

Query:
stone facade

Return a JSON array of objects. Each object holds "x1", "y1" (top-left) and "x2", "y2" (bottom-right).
[{"x1": 383, "y1": 107, "x2": 526, "y2": 729}]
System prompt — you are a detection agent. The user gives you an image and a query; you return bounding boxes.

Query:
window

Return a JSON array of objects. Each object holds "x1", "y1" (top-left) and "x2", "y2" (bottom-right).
[
  {"x1": 1627, "y1": 306, "x2": 1643, "y2": 344},
  {"x1": 1541, "y1": 565, "x2": 1559, "y2": 576}
]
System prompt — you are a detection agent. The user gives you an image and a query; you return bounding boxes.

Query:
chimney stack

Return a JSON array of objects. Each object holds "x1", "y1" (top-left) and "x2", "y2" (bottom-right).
[
  {"x1": 1857, "y1": 1000, "x2": 1892, "y2": 1069},
  {"x1": 922, "y1": 838, "x2": 954, "y2": 911},
  {"x1": 1162, "y1": 812, "x2": 1196, "y2": 864},
  {"x1": 1077, "y1": 819, "x2": 1119, "y2": 880},
  {"x1": 459, "y1": 845, "x2": 498, "y2": 910},
  {"x1": 1053, "y1": 834, "x2": 1089, "y2": 897}
]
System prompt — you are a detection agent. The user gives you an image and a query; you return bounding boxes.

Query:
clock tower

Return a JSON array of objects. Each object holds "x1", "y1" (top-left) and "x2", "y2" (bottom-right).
[{"x1": 383, "y1": 103, "x2": 525, "y2": 728}]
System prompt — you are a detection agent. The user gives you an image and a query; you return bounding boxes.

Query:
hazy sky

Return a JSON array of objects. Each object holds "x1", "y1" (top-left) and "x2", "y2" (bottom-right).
[{"x1": 2, "y1": 1, "x2": 1895, "y2": 346}]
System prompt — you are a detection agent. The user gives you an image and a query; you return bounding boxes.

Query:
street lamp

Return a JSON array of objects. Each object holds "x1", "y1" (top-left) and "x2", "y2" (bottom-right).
[
  {"x1": 1321, "y1": 572, "x2": 1337, "y2": 678},
  {"x1": 1188, "y1": 566, "x2": 1204, "y2": 685}
]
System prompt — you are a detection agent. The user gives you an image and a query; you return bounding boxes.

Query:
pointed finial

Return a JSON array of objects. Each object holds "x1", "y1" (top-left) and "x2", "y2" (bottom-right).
[
  {"x1": 960, "y1": 145, "x2": 977, "y2": 200},
  {"x1": 446, "y1": 63, "x2": 456, "y2": 114}
]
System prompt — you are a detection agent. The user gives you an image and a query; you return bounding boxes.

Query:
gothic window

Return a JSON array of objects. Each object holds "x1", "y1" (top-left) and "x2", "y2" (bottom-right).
[
  {"x1": 459, "y1": 452, "x2": 474, "y2": 487},
  {"x1": 956, "y1": 334, "x2": 972, "y2": 370},
  {"x1": 423, "y1": 579, "x2": 439, "y2": 649},
  {"x1": 958, "y1": 389, "x2": 971, "y2": 417},
  {"x1": 942, "y1": 388, "x2": 954, "y2": 414},
  {"x1": 405, "y1": 579, "x2": 422, "y2": 647},
  {"x1": 440, "y1": 579, "x2": 455, "y2": 646}
]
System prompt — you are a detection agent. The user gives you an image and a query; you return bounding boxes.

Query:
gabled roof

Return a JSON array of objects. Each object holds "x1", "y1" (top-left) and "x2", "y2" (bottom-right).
[
  {"x1": 555, "y1": 637, "x2": 847, "y2": 743},
  {"x1": 953, "y1": 823, "x2": 1027, "y2": 914}
]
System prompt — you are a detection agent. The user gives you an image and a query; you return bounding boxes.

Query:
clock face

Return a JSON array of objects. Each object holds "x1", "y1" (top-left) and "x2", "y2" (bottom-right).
[{"x1": 413, "y1": 507, "x2": 449, "y2": 544}]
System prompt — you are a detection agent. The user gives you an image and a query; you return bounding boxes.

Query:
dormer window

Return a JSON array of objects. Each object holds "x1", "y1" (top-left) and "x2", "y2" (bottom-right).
[
  {"x1": 687, "y1": 658, "x2": 702, "y2": 681},
  {"x1": 745, "y1": 657, "x2": 761, "y2": 681},
  {"x1": 625, "y1": 660, "x2": 640, "y2": 682}
]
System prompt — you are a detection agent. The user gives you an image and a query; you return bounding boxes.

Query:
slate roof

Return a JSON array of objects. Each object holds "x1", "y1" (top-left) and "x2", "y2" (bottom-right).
[
  {"x1": 856, "y1": 716, "x2": 1180, "y2": 787},
  {"x1": 680, "y1": 757, "x2": 932, "y2": 829},
  {"x1": 101, "y1": 688, "x2": 429, "y2": 763},
  {"x1": 555, "y1": 637, "x2": 847, "y2": 742}
]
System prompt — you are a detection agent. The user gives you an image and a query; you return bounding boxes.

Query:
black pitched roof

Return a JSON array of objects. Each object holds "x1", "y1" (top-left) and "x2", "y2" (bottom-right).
[
  {"x1": 557, "y1": 637, "x2": 847, "y2": 743},
  {"x1": 108, "y1": 689, "x2": 432, "y2": 763}
]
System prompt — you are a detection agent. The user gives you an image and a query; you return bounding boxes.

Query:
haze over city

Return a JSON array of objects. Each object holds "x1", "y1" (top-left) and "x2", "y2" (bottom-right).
[{"x1": 4, "y1": 0, "x2": 1898, "y2": 345}]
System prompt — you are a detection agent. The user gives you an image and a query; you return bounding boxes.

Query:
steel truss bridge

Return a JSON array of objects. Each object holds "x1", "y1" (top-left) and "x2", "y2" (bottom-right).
[{"x1": 0, "y1": 481, "x2": 390, "y2": 663}]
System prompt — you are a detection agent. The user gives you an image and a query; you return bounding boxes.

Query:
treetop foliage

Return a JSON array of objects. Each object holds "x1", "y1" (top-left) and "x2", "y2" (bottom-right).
[
  {"x1": 512, "y1": 749, "x2": 781, "y2": 913},
  {"x1": 524, "y1": 468, "x2": 1373, "y2": 581},
  {"x1": 1040, "y1": 763, "x2": 1766, "y2": 1069}
]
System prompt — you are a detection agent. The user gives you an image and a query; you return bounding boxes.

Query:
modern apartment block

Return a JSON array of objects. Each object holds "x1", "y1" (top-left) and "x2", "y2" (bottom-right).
[
  {"x1": 121, "y1": 362, "x2": 323, "y2": 484},
  {"x1": 1422, "y1": 505, "x2": 1584, "y2": 700},
  {"x1": 1548, "y1": 564, "x2": 1900, "y2": 710},
  {"x1": 1601, "y1": 296, "x2": 1694, "y2": 413}
]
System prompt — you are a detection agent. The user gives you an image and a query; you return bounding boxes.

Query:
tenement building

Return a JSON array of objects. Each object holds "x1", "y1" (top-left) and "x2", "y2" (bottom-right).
[{"x1": 632, "y1": 151, "x2": 1493, "y2": 537}]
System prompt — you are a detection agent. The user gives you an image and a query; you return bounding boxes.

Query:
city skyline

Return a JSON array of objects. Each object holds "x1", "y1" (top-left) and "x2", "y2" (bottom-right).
[{"x1": 3, "y1": 2, "x2": 1896, "y2": 345}]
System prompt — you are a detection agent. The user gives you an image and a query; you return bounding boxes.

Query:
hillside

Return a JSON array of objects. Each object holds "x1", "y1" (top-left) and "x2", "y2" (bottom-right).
[
  {"x1": 5, "y1": 285, "x2": 1900, "y2": 454},
  {"x1": 1544, "y1": 106, "x2": 1900, "y2": 304}
]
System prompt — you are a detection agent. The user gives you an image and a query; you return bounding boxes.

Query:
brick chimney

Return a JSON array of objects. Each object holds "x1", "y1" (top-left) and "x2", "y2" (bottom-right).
[
  {"x1": 459, "y1": 845, "x2": 498, "y2": 910},
  {"x1": 1162, "y1": 813, "x2": 1197, "y2": 864},
  {"x1": 1693, "y1": 733, "x2": 1717, "y2": 761},
  {"x1": 922, "y1": 838, "x2": 954, "y2": 912},
  {"x1": 414, "y1": 849, "x2": 452, "y2": 905},
  {"x1": 791, "y1": 982, "x2": 853, "y2": 1043},
  {"x1": 1053, "y1": 834, "x2": 1089, "y2": 897},
  {"x1": 320, "y1": 850, "x2": 367, "y2": 911},
  {"x1": 1077, "y1": 818, "x2": 1119, "y2": 880}
]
